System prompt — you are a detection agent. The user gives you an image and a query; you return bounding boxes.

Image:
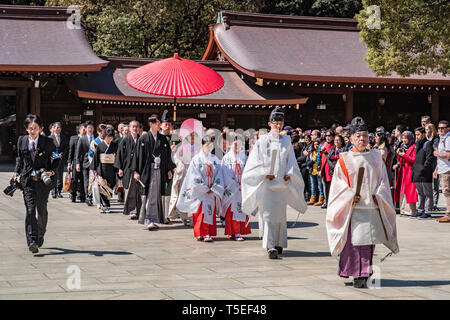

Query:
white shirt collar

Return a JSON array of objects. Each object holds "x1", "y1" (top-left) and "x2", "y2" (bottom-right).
[{"x1": 29, "y1": 135, "x2": 39, "y2": 144}]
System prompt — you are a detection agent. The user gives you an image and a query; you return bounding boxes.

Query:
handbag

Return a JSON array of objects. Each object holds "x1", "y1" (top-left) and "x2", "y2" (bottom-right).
[
  {"x1": 63, "y1": 172, "x2": 72, "y2": 193},
  {"x1": 116, "y1": 178, "x2": 124, "y2": 193}
]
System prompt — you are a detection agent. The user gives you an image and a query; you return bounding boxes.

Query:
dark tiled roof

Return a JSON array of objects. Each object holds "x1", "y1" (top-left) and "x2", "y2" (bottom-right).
[
  {"x1": 208, "y1": 10, "x2": 449, "y2": 85},
  {"x1": 68, "y1": 57, "x2": 308, "y2": 105},
  {"x1": 0, "y1": 5, "x2": 108, "y2": 72}
]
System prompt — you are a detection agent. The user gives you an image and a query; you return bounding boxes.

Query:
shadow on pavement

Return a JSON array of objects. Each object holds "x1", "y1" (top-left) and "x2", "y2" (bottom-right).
[
  {"x1": 281, "y1": 250, "x2": 331, "y2": 257},
  {"x1": 380, "y1": 279, "x2": 450, "y2": 288},
  {"x1": 248, "y1": 221, "x2": 319, "y2": 230},
  {"x1": 34, "y1": 247, "x2": 133, "y2": 257}
]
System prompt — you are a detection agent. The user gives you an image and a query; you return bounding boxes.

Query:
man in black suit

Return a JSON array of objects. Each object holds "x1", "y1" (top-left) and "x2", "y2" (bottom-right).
[
  {"x1": 12, "y1": 114, "x2": 60, "y2": 254},
  {"x1": 76, "y1": 121, "x2": 96, "y2": 206},
  {"x1": 114, "y1": 123, "x2": 126, "y2": 203},
  {"x1": 68, "y1": 124, "x2": 86, "y2": 202},
  {"x1": 114, "y1": 120, "x2": 141, "y2": 218},
  {"x1": 50, "y1": 122, "x2": 69, "y2": 198},
  {"x1": 114, "y1": 122, "x2": 125, "y2": 144}
]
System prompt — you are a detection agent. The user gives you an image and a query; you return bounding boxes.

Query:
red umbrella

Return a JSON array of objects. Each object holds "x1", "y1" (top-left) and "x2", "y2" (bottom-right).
[{"x1": 126, "y1": 53, "x2": 224, "y2": 121}]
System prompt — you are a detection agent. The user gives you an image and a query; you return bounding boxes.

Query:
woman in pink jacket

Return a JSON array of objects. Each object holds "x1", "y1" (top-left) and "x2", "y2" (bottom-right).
[{"x1": 393, "y1": 130, "x2": 417, "y2": 216}]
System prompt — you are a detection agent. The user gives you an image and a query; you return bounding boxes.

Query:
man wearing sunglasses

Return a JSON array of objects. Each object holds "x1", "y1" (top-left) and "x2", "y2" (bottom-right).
[{"x1": 434, "y1": 120, "x2": 450, "y2": 223}]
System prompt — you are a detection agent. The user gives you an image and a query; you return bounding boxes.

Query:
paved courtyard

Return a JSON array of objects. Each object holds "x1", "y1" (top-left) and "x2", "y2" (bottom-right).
[{"x1": 0, "y1": 171, "x2": 449, "y2": 300}]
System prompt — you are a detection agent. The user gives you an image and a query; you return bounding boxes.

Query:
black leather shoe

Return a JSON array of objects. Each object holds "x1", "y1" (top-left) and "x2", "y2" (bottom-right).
[
  {"x1": 38, "y1": 237, "x2": 44, "y2": 248},
  {"x1": 275, "y1": 246, "x2": 283, "y2": 255},
  {"x1": 268, "y1": 249, "x2": 278, "y2": 259},
  {"x1": 57, "y1": 193, "x2": 63, "y2": 198},
  {"x1": 52, "y1": 194, "x2": 57, "y2": 199},
  {"x1": 321, "y1": 203, "x2": 327, "y2": 209},
  {"x1": 29, "y1": 243, "x2": 39, "y2": 254},
  {"x1": 353, "y1": 277, "x2": 367, "y2": 288}
]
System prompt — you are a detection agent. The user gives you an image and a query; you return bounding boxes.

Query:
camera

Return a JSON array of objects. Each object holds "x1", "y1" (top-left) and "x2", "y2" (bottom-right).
[
  {"x1": 3, "y1": 179, "x2": 21, "y2": 197},
  {"x1": 32, "y1": 168, "x2": 53, "y2": 186}
]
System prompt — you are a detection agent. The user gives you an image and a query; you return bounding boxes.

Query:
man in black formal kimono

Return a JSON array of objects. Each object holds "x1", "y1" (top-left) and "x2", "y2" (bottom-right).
[
  {"x1": 114, "y1": 120, "x2": 141, "y2": 219},
  {"x1": 92, "y1": 127, "x2": 118, "y2": 213},
  {"x1": 68, "y1": 124, "x2": 86, "y2": 202},
  {"x1": 12, "y1": 114, "x2": 60, "y2": 254},
  {"x1": 132, "y1": 114, "x2": 175, "y2": 230},
  {"x1": 50, "y1": 122, "x2": 69, "y2": 198}
]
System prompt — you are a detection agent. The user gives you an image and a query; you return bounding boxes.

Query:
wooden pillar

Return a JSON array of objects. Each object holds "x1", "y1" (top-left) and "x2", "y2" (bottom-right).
[
  {"x1": 95, "y1": 103, "x2": 103, "y2": 126},
  {"x1": 29, "y1": 87, "x2": 40, "y2": 115},
  {"x1": 220, "y1": 108, "x2": 226, "y2": 128},
  {"x1": 16, "y1": 87, "x2": 28, "y2": 137},
  {"x1": 345, "y1": 89, "x2": 354, "y2": 124},
  {"x1": 431, "y1": 91, "x2": 439, "y2": 124}
]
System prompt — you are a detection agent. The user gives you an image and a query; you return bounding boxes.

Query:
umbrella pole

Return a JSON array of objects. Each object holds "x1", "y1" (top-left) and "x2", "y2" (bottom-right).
[{"x1": 173, "y1": 97, "x2": 177, "y2": 122}]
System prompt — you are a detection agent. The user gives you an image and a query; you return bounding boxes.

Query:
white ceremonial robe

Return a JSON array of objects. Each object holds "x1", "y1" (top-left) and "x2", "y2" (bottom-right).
[
  {"x1": 176, "y1": 151, "x2": 224, "y2": 225},
  {"x1": 326, "y1": 149, "x2": 399, "y2": 258},
  {"x1": 221, "y1": 149, "x2": 247, "y2": 221},
  {"x1": 241, "y1": 133, "x2": 307, "y2": 249},
  {"x1": 168, "y1": 142, "x2": 201, "y2": 220}
]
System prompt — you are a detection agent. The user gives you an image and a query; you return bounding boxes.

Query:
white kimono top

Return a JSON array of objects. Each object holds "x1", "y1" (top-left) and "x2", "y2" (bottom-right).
[
  {"x1": 176, "y1": 151, "x2": 224, "y2": 225},
  {"x1": 221, "y1": 149, "x2": 247, "y2": 221},
  {"x1": 241, "y1": 133, "x2": 307, "y2": 220},
  {"x1": 326, "y1": 149, "x2": 400, "y2": 258}
]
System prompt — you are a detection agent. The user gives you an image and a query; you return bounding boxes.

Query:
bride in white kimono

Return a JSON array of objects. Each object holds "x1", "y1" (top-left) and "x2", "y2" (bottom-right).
[
  {"x1": 221, "y1": 134, "x2": 251, "y2": 241},
  {"x1": 168, "y1": 131, "x2": 201, "y2": 226},
  {"x1": 242, "y1": 107, "x2": 307, "y2": 259},
  {"x1": 176, "y1": 137, "x2": 224, "y2": 242}
]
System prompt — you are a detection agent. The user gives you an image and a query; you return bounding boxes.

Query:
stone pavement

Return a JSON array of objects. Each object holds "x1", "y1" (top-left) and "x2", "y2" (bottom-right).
[{"x1": 0, "y1": 171, "x2": 449, "y2": 300}]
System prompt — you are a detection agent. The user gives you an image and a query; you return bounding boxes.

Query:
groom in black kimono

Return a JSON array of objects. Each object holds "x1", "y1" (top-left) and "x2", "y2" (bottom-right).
[{"x1": 132, "y1": 114, "x2": 175, "y2": 230}]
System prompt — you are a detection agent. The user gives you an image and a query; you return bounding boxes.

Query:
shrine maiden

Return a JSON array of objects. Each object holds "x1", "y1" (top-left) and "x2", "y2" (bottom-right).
[{"x1": 177, "y1": 137, "x2": 224, "y2": 242}]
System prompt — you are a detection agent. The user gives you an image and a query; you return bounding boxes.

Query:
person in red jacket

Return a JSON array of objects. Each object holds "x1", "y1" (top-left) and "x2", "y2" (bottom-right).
[
  {"x1": 393, "y1": 130, "x2": 417, "y2": 216},
  {"x1": 319, "y1": 130, "x2": 335, "y2": 209}
]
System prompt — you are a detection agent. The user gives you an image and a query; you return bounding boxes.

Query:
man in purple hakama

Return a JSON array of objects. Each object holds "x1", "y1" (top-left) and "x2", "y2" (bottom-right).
[
  {"x1": 326, "y1": 117, "x2": 399, "y2": 288},
  {"x1": 338, "y1": 225, "x2": 375, "y2": 282}
]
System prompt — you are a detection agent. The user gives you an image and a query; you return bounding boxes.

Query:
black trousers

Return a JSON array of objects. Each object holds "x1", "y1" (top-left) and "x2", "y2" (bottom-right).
[
  {"x1": 81, "y1": 167, "x2": 91, "y2": 201},
  {"x1": 70, "y1": 168, "x2": 85, "y2": 200},
  {"x1": 322, "y1": 177, "x2": 331, "y2": 205},
  {"x1": 23, "y1": 180, "x2": 51, "y2": 246},
  {"x1": 52, "y1": 160, "x2": 65, "y2": 195}
]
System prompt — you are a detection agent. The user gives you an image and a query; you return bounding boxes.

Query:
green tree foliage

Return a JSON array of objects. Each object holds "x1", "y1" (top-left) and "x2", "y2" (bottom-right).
[
  {"x1": 357, "y1": 0, "x2": 449, "y2": 76},
  {"x1": 1, "y1": 0, "x2": 47, "y2": 5},
  {"x1": 43, "y1": 0, "x2": 364, "y2": 59},
  {"x1": 258, "y1": 0, "x2": 362, "y2": 18}
]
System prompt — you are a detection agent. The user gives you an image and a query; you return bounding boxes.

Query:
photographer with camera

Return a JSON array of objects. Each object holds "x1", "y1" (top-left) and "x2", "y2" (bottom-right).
[{"x1": 11, "y1": 114, "x2": 60, "y2": 254}]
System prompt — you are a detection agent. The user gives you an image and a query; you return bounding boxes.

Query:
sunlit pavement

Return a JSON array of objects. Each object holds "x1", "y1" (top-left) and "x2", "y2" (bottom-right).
[{"x1": 0, "y1": 171, "x2": 449, "y2": 300}]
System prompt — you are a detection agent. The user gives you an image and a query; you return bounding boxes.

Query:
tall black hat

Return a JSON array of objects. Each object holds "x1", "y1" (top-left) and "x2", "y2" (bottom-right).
[
  {"x1": 269, "y1": 107, "x2": 284, "y2": 122},
  {"x1": 350, "y1": 116, "x2": 368, "y2": 134},
  {"x1": 161, "y1": 109, "x2": 170, "y2": 123}
]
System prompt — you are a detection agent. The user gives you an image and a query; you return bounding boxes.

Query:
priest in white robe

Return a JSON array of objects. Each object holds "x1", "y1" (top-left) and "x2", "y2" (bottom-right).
[
  {"x1": 221, "y1": 133, "x2": 250, "y2": 241},
  {"x1": 326, "y1": 116, "x2": 399, "y2": 288},
  {"x1": 177, "y1": 137, "x2": 224, "y2": 242},
  {"x1": 242, "y1": 107, "x2": 307, "y2": 259}
]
